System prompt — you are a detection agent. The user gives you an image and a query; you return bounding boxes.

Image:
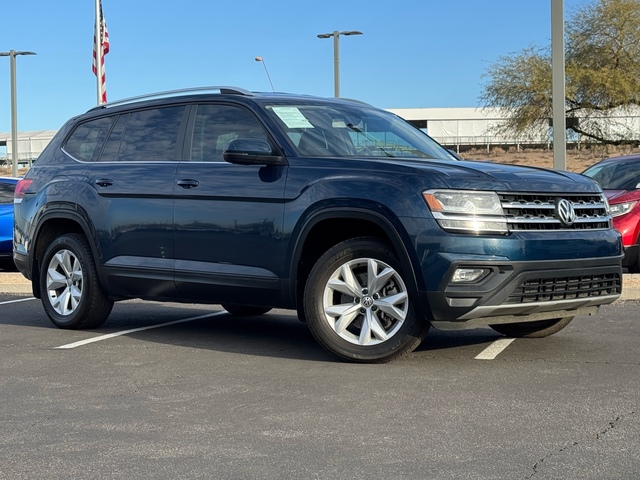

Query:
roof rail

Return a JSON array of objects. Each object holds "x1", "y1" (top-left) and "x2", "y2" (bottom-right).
[
  {"x1": 89, "y1": 86, "x2": 253, "y2": 111},
  {"x1": 340, "y1": 97, "x2": 372, "y2": 106}
]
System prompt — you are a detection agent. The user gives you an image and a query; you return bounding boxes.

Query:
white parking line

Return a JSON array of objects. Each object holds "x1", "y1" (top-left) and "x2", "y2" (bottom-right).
[
  {"x1": 475, "y1": 338, "x2": 516, "y2": 360},
  {"x1": 0, "y1": 297, "x2": 37, "y2": 305},
  {"x1": 56, "y1": 311, "x2": 227, "y2": 349}
]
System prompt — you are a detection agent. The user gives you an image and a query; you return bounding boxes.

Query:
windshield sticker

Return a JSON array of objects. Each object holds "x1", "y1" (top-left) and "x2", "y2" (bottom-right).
[{"x1": 271, "y1": 107, "x2": 314, "y2": 129}]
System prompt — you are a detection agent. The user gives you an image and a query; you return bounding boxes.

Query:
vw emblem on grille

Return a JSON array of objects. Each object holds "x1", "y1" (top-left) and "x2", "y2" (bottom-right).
[{"x1": 556, "y1": 198, "x2": 576, "y2": 226}]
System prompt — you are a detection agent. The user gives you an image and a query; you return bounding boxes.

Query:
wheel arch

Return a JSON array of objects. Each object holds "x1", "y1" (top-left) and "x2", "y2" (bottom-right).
[
  {"x1": 30, "y1": 210, "x2": 102, "y2": 299},
  {"x1": 287, "y1": 206, "x2": 422, "y2": 313}
]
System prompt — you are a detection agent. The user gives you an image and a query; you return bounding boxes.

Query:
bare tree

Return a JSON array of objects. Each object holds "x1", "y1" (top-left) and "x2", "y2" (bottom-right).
[{"x1": 481, "y1": 0, "x2": 640, "y2": 145}]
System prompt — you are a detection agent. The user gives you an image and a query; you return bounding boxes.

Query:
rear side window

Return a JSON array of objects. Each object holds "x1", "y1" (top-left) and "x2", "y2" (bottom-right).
[
  {"x1": 0, "y1": 182, "x2": 15, "y2": 204},
  {"x1": 63, "y1": 116, "x2": 115, "y2": 162},
  {"x1": 99, "y1": 106, "x2": 186, "y2": 162}
]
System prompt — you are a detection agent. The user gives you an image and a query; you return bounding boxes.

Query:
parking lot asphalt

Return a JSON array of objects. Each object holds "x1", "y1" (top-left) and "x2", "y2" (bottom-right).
[
  {"x1": 3, "y1": 270, "x2": 640, "y2": 299},
  {"x1": 1, "y1": 291, "x2": 639, "y2": 479}
]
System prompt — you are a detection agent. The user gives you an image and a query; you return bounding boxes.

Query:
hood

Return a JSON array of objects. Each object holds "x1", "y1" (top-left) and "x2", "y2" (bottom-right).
[{"x1": 397, "y1": 159, "x2": 602, "y2": 192}]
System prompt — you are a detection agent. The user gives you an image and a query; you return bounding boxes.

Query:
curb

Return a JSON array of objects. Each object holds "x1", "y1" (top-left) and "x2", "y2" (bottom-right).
[
  {"x1": 2, "y1": 272, "x2": 640, "y2": 300},
  {"x1": 620, "y1": 286, "x2": 640, "y2": 301},
  {"x1": 1, "y1": 273, "x2": 33, "y2": 294}
]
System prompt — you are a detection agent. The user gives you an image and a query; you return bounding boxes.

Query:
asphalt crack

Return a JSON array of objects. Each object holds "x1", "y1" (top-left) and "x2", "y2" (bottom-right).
[{"x1": 524, "y1": 411, "x2": 636, "y2": 479}]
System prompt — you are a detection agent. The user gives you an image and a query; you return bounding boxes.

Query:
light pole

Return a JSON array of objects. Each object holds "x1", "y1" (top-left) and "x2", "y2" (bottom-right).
[
  {"x1": 317, "y1": 30, "x2": 362, "y2": 98},
  {"x1": 0, "y1": 50, "x2": 37, "y2": 177},
  {"x1": 255, "y1": 56, "x2": 275, "y2": 92}
]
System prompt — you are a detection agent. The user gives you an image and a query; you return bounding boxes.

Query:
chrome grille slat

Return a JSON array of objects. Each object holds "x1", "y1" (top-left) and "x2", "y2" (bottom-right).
[{"x1": 498, "y1": 192, "x2": 611, "y2": 231}]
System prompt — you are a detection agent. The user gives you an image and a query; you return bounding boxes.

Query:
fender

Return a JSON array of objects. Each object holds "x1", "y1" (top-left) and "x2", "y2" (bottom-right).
[
  {"x1": 30, "y1": 204, "x2": 106, "y2": 295},
  {"x1": 285, "y1": 203, "x2": 424, "y2": 306}
]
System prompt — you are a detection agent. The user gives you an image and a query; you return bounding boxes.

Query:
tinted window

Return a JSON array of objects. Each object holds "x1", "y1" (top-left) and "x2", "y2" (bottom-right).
[
  {"x1": 190, "y1": 104, "x2": 269, "y2": 162},
  {"x1": 583, "y1": 160, "x2": 640, "y2": 191},
  {"x1": 63, "y1": 116, "x2": 115, "y2": 162},
  {"x1": 99, "y1": 114, "x2": 127, "y2": 162},
  {"x1": 99, "y1": 106, "x2": 186, "y2": 162},
  {"x1": 264, "y1": 103, "x2": 455, "y2": 160},
  {"x1": 0, "y1": 182, "x2": 15, "y2": 204}
]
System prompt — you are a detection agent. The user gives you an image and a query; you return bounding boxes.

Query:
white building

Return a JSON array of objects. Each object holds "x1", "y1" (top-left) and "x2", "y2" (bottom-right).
[
  {"x1": 2, "y1": 107, "x2": 639, "y2": 163},
  {"x1": 0, "y1": 130, "x2": 57, "y2": 167}
]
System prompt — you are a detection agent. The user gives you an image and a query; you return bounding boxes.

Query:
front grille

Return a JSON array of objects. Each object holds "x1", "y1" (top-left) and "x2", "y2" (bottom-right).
[
  {"x1": 499, "y1": 192, "x2": 611, "y2": 231},
  {"x1": 506, "y1": 273, "x2": 621, "y2": 304}
]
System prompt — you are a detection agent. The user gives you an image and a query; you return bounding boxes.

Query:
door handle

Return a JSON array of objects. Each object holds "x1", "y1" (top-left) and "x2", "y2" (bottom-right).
[
  {"x1": 177, "y1": 179, "x2": 199, "y2": 189},
  {"x1": 95, "y1": 178, "x2": 114, "y2": 187}
]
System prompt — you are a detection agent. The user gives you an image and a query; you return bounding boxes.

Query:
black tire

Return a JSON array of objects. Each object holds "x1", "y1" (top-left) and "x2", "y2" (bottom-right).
[
  {"x1": 633, "y1": 242, "x2": 640, "y2": 274},
  {"x1": 222, "y1": 304, "x2": 272, "y2": 316},
  {"x1": 39, "y1": 233, "x2": 113, "y2": 329},
  {"x1": 489, "y1": 316, "x2": 574, "y2": 338},
  {"x1": 304, "y1": 237, "x2": 429, "y2": 363}
]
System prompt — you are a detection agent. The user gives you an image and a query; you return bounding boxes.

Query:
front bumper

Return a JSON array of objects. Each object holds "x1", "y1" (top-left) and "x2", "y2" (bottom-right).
[{"x1": 421, "y1": 255, "x2": 622, "y2": 330}]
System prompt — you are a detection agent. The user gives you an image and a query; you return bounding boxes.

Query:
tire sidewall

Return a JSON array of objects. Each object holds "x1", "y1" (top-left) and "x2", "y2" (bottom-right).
[{"x1": 304, "y1": 238, "x2": 426, "y2": 362}]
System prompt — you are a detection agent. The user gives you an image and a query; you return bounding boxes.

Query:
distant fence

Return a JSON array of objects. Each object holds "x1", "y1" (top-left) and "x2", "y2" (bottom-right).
[
  {"x1": 431, "y1": 135, "x2": 551, "y2": 153},
  {"x1": 391, "y1": 107, "x2": 640, "y2": 153}
]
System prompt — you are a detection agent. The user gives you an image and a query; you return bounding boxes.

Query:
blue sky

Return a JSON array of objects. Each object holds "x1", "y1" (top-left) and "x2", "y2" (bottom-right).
[{"x1": 1, "y1": 0, "x2": 591, "y2": 133}]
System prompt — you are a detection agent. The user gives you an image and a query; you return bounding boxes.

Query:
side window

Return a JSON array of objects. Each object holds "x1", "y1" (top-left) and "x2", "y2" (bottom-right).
[
  {"x1": 0, "y1": 182, "x2": 15, "y2": 204},
  {"x1": 63, "y1": 116, "x2": 114, "y2": 162},
  {"x1": 99, "y1": 106, "x2": 186, "y2": 162},
  {"x1": 99, "y1": 114, "x2": 128, "y2": 162},
  {"x1": 191, "y1": 104, "x2": 269, "y2": 162}
]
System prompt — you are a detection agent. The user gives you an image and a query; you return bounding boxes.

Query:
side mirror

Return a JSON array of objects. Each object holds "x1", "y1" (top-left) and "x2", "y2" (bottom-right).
[{"x1": 223, "y1": 138, "x2": 287, "y2": 166}]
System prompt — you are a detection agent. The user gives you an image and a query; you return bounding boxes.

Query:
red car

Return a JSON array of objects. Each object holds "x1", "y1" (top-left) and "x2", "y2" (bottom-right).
[{"x1": 583, "y1": 154, "x2": 640, "y2": 273}]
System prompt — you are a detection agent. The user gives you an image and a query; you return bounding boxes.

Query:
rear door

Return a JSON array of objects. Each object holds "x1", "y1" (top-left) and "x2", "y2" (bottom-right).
[
  {"x1": 86, "y1": 105, "x2": 187, "y2": 297},
  {"x1": 173, "y1": 103, "x2": 287, "y2": 304}
]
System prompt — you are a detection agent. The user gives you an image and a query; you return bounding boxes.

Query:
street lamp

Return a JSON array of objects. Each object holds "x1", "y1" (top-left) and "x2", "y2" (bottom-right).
[
  {"x1": 0, "y1": 50, "x2": 37, "y2": 177},
  {"x1": 255, "y1": 56, "x2": 275, "y2": 92},
  {"x1": 316, "y1": 30, "x2": 362, "y2": 98}
]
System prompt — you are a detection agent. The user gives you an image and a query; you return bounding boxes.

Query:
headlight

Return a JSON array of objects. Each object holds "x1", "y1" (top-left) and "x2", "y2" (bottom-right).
[
  {"x1": 609, "y1": 200, "x2": 638, "y2": 217},
  {"x1": 423, "y1": 189, "x2": 508, "y2": 234}
]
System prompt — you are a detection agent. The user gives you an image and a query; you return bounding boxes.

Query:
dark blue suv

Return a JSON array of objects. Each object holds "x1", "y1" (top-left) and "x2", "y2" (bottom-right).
[{"x1": 13, "y1": 87, "x2": 623, "y2": 362}]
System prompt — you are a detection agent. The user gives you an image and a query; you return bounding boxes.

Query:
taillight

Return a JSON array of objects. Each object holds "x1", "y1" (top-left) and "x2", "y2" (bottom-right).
[{"x1": 14, "y1": 178, "x2": 33, "y2": 202}]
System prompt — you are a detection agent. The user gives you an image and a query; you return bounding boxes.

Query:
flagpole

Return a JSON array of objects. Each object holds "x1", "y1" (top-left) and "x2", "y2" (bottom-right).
[{"x1": 94, "y1": 0, "x2": 103, "y2": 105}]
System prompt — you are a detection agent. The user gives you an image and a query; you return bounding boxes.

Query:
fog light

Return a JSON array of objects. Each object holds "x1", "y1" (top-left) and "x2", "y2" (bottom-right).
[{"x1": 452, "y1": 268, "x2": 488, "y2": 283}]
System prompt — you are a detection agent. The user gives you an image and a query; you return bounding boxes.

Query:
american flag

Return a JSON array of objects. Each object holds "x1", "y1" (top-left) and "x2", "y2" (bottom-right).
[{"x1": 92, "y1": 0, "x2": 110, "y2": 104}]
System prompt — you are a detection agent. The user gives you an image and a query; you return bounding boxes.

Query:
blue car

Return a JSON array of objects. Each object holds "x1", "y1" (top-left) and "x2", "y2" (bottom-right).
[
  {"x1": 0, "y1": 176, "x2": 18, "y2": 271},
  {"x1": 12, "y1": 87, "x2": 623, "y2": 362}
]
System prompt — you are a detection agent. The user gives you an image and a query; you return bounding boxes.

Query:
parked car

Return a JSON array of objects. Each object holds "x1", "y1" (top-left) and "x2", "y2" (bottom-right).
[
  {"x1": 582, "y1": 154, "x2": 640, "y2": 273},
  {"x1": 0, "y1": 176, "x2": 19, "y2": 271},
  {"x1": 13, "y1": 87, "x2": 623, "y2": 362}
]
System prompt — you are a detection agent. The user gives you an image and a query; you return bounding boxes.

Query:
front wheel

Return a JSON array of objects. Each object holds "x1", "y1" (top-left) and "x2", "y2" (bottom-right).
[
  {"x1": 489, "y1": 316, "x2": 574, "y2": 338},
  {"x1": 39, "y1": 233, "x2": 113, "y2": 329},
  {"x1": 304, "y1": 237, "x2": 429, "y2": 363},
  {"x1": 633, "y1": 240, "x2": 640, "y2": 274}
]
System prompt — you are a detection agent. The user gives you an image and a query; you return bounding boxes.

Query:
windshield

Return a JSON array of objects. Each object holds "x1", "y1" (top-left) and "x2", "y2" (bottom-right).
[
  {"x1": 264, "y1": 102, "x2": 457, "y2": 160},
  {"x1": 583, "y1": 160, "x2": 640, "y2": 191}
]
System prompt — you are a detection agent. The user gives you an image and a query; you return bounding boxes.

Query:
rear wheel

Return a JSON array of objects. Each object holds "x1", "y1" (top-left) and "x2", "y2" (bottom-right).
[
  {"x1": 489, "y1": 316, "x2": 574, "y2": 338},
  {"x1": 39, "y1": 233, "x2": 113, "y2": 329},
  {"x1": 221, "y1": 304, "x2": 272, "y2": 316},
  {"x1": 304, "y1": 237, "x2": 429, "y2": 363}
]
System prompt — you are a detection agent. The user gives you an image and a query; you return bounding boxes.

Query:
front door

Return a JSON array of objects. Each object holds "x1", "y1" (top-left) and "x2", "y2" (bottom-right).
[{"x1": 174, "y1": 103, "x2": 287, "y2": 304}]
